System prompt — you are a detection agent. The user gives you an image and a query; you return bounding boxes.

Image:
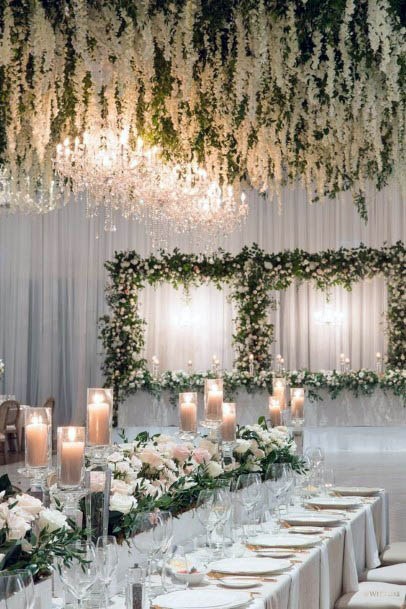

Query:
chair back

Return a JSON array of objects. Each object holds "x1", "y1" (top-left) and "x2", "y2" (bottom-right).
[
  {"x1": 42, "y1": 397, "x2": 55, "y2": 412},
  {"x1": 3, "y1": 400, "x2": 20, "y2": 427}
]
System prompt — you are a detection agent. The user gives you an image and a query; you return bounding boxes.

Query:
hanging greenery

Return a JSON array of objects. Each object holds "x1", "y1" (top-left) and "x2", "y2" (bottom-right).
[
  {"x1": 0, "y1": 0, "x2": 404, "y2": 216},
  {"x1": 100, "y1": 242, "x2": 405, "y2": 416}
]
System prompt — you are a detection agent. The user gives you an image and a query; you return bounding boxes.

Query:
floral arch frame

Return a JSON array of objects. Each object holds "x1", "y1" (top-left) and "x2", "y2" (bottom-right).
[{"x1": 100, "y1": 242, "x2": 405, "y2": 421}]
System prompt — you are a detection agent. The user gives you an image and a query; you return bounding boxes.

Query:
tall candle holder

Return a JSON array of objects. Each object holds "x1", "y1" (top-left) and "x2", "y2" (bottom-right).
[
  {"x1": 87, "y1": 388, "x2": 113, "y2": 448},
  {"x1": 268, "y1": 397, "x2": 282, "y2": 427},
  {"x1": 54, "y1": 426, "x2": 86, "y2": 510},
  {"x1": 152, "y1": 355, "x2": 160, "y2": 380},
  {"x1": 201, "y1": 378, "x2": 223, "y2": 430},
  {"x1": 248, "y1": 353, "x2": 254, "y2": 377},
  {"x1": 221, "y1": 403, "x2": 236, "y2": 467},
  {"x1": 375, "y1": 352, "x2": 383, "y2": 374},
  {"x1": 211, "y1": 355, "x2": 220, "y2": 375},
  {"x1": 178, "y1": 392, "x2": 198, "y2": 440},
  {"x1": 344, "y1": 357, "x2": 351, "y2": 372},
  {"x1": 18, "y1": 407, "x2": 53, "y2": 503},
  {"x1": 339, "y1": 353, "x2": 346, "y2": 372},
  {"x1": 85, "y1": 447, "x2": 112, "y2": 541},
  {"x1": 272, "y1": 377, "x2": 286, "y2": 410},
  {"x1": 187, "y1": 360, "x2": 194, "y2": 375},
  {"x1": 290, "y1": 388, "x2": 305, "y2": 426}
]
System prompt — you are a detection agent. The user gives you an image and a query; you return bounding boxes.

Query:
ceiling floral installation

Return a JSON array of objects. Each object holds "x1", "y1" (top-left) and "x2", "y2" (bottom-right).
[{"x1": 0, "y1": 0, "x2": 404, "y2": 231}]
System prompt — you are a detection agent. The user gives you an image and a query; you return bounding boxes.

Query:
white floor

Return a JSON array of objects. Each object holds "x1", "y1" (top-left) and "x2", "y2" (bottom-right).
[{"x1": 2, "y1": 451, "x2": 404, "y2": 542}]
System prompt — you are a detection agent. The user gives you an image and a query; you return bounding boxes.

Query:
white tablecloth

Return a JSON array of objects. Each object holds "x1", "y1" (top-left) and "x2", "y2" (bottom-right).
[{"x1": 99, "y1": 492, "x2": 388, "y2": 609}]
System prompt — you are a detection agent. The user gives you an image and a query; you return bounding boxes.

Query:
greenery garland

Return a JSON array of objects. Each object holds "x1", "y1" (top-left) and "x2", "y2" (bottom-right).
[
  {"x1": 0, "y1": 1, "x2": 404, "y2": 217},
  {"x1": 100, "y1": 242, "x2": 405, "y2": 419}
]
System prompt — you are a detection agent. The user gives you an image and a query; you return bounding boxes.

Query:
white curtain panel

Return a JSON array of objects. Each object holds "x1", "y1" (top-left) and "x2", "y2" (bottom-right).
[{"x1": 0, "y1": 182, "x2": 403, "y2": 424}]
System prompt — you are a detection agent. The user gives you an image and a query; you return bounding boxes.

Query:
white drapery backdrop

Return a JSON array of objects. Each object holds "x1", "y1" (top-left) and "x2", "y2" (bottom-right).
[{"x1": 0, "y1": 183, "x2": 403, "y2": 424}]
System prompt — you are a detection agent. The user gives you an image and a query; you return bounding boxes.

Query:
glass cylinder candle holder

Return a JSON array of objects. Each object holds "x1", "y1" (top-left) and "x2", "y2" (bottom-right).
[
  {"x1": 203, "y1": 378, "x2": 223, "y2": 427},
  {"x1": 268, "y1": 397, "x2": 282, "y2": 427},
  {"x1": 272, "y1": 377, "x2": 286, "y2": 409},
  {"x1": 87, "y1": 388, "x2": 113, "y2": 447},
  {"x1": 221, "y1": 403, "x2": 236, "y2": 443},
  {"x1": 179, "y1": 392, "x2": 197, "y2": 437},
  {"x1": 57, "y1": 426, "x2": 85, "y2": 490},
  {"x1": 25, "y1": 407, "x2": 52, "y2": 472},
  {"x1": 290, "y1": 388, "x2": 305, "y2": 424}
]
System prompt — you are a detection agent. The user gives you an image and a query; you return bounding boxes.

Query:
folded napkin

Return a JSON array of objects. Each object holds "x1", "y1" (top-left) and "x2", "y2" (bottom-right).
[
  {"x1": 342, "y1": 523, "x2": 359, "y2": 594},
  {"x1": 365, "y1": 504, "x2": 381, "y2": 569}
]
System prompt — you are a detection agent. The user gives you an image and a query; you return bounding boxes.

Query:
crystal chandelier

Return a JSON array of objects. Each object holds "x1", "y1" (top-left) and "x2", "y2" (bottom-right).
[
  {"x1": 53, "y1": 128, "x2": 248, "y2": 241},
  {"x1": 314, "y1": 304, "x2": 345, "y2": 326}
]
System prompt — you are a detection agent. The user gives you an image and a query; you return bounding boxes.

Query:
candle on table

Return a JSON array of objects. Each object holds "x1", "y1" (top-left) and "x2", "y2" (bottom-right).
[
  {"x1": 88, "y1": 392, "x2": 111, "y2": 445},
  {"x1": 221, "y1": 403, "x2": 236, "y2": 442},
  {"x1": 179, "y1": 393, "x2": 197, "y2": 433},
  {"x1": 206, "y1": 383, "x2": 223, "y2": 421},
  {"x1": 269, "y1": 397, "x2": 282, "y2": 427},
  {"x1": 187, "y1": 360, "x2": 193, "y2": 374},
  {"x1": 273, "y1": 378, "x2": 286, "y2": 409},
  {"x1": 291, "y1": 388, "x2": 305, "y2": 421},
  {"x1": 59, "y1": 427, "x2": 85, "y2": 488},
  {"x1": 26, "y1": 415, "x2": 48, "y2": 467},
  {"x1": 376, "y1": 352, "x2": 381, "y2": 360},
  {"x1": 340, "y1": 353, "x2": 345, "y2": 362}
]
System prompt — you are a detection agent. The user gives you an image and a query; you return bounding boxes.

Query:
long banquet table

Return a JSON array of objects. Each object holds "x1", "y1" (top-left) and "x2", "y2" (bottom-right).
[{"x1": 99, "y1": 491, "x2": 389, "y2": 609}]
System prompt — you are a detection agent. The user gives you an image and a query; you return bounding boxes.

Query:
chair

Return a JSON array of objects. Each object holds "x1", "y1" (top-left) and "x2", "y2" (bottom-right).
[
  {"x1": 0, "y1": 401, "x2": 20, "y2": 463},
  {"x1": 2, "y1": 399, "x2": 20, "y2": 452},
  {"x1": 381, "y1": 543, "x2": 406, "y2": 566},
  {"x1": 334, "y1": 581, "x2": 406, "y2": 608},
  {"x1": 362, "y1": 564, "x2": 406, "y2": 585}
]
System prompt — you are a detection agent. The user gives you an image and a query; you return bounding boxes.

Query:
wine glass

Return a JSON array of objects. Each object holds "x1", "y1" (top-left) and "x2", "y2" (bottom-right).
[
  {"x1": 319, "y1": 466, "x2": 335, "y2": 496},
  {"x1": 96, "y1": 535, "x2": 118, "y2": 607},
  {"x1": 161, "y1": 544, "x2": 190, "y2": 592},
  {"x1": 12, "y1": 571, "x2": 34, "y2": 609},
  {"x1": 58, "y1": 541, "x2": 98, "y2": 608},
  {"x1": 132, "y1": 511, "x2": 173, "y2": 589},
  {"x1": 196, "y1": 488, "x2": 231, "y2": 554},
  {"x1": 0, "y1": 573, "x2": 28, "y2": 609},
  {"x1": 304, "y1": 446, "x2": 324, "y2": 470}
]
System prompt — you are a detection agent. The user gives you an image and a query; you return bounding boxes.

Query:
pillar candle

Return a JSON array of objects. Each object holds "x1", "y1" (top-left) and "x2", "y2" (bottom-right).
[
  {"x1": 179, "y1": 395, "x2": 197, "y2": 432},
  {"x1": 221, "y1": 403, "x2": 236, "y2": 442},
  {"x1": 273, "y1": 379, "x2": 286, "y2": 409},
  {"x1": 291, "y1": 389, "x2": 305, "y2": 420},
  {"x1": 88, "y1": 398, "x2": 110, "y2": 445},
  {"x1": 269, "y1": 397, "x2": 281, "y2": 427},
  {"x1": 26, "y1": 416, "x2": 48, "y2": 467},
  {"x1": 206, "y1": 384, "x2": 223, "y2": 421},
  {"x1": 60, "y1": 428, "x2": 84, "y2": 487}
]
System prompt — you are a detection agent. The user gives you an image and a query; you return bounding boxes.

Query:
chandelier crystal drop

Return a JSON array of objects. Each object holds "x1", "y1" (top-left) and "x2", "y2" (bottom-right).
[{"x1": 53, "y1": 128, "x2": 249, "y2": 241}]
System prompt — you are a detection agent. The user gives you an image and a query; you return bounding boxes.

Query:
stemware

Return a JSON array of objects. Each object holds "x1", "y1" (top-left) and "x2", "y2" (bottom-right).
[
  {"x1": 196, "y1": 488, "x2": 231, "y2": 554},
  {"x1": 0, "y1": 573, "x2": 28, "y2": 609},
  {"x1": 11, "y1": 571, "x2": 34, "y2": 609},
  {"x1": 58, "y1": 541, "x2": 98, "y2": 608},
  {"x1": 132, "y1": 511, "x2": 173, "y2": 588},
  {"x1": 96, "y1": 535, "x2": 119, "y2": 607},
  {"x1": 304, "y1": 446, "x2": 324, "y2": 470},
  {"x1": 319, "y1": 466, "x2": 335, "y2": 496}
]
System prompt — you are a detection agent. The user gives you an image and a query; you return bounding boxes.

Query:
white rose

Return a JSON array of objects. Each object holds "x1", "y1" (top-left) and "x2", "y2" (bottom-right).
[
  {"x1": 234, "y1": 439, "x2": 251, "y2": 454},
  {"x1": 7, "y1": 513, "x2": 31, "y2": 540},
  {"x1": 108, "y1": 451, "x2": 125, "y2": 464},
  {"x1": 199, "y1": 439, "x2": 218, "y2": 457},
  {"x1": 11, "y1": 494, "x2": 43, "y2": 518},
  {"x1": 116, "y1": 461, "x2": 131, "y2": 474},
  {"x1": 38, "y1": 508, "x2": 68, "y2": 533},
  {"x1": 206, "y1": 461, "x2": 223, "y2": 478},
  {"x1": 111, "y1": 479, "x2": 134, "y2": 495},
  {"x1": 110, "y1": 494, "x2": 137, "y2": 515},
  {"x1": 0, "y1": 553, "x2": 4, "y2": 564}
]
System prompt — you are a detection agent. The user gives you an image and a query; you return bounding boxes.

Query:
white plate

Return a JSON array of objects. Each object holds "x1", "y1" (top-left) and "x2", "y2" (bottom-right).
[
  {"x1": 209, "y1": 557, "x2": 290, "y2": 575},
  {"x1": 251, "y1": 549, "x2": 296, "y2": 558},
  {"x1": 306, "y1": 497, "x2": 363, "y2": 509},
  {"x1": 287, "y1": 526, "x2": 325, "y2": 535},
  {"x1": 218, "y1": 577, "x2": 262, "y2": 589},
  {"x1": 283, "y1": 512, "x2": 344, "y2": 526},
  {"x1": 152, "y1": 589, "x2": 251, "y2": 609},
  {"x1": 247, "y1": 534, "x2": 322, "y2": 548},
  {"x1": 332, "y1": 486, "x2": 382, "y2": 497}
]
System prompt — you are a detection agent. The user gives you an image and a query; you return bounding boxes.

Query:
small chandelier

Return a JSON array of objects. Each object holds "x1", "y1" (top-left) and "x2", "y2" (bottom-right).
[{"x1": 53, "y1": 128, "x2": 248, "y2": 241}]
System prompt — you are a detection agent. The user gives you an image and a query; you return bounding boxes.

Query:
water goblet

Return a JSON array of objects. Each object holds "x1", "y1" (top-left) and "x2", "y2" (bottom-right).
[
  {"x1": 0, "y1": 573, "x2": 28, "y2": 609},
  {"x1": 96, "y1": 535, "x2": 119, "y2": 607},
  {"x1": 12, "y1": 571, "x2": 34, "y2": 609},
  {"x1": 58, "y1": 541, "x2": 98, "y2": 609}
]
